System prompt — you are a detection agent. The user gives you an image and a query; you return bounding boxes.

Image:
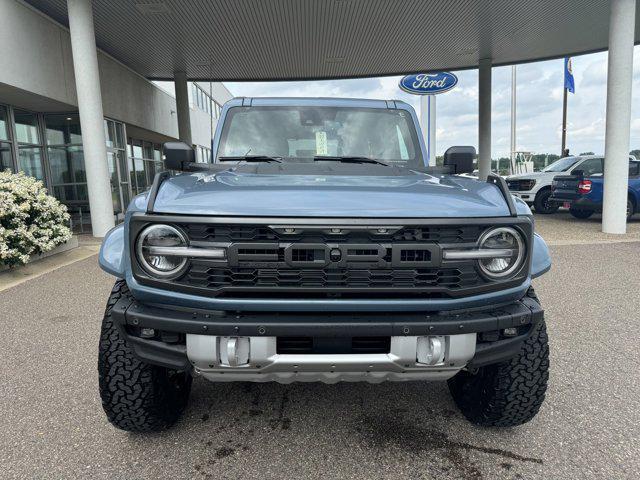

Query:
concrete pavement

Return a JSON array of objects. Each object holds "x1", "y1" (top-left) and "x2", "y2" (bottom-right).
[{"x1": 1, "y1": 218, "x2": 639, "y2": 479}]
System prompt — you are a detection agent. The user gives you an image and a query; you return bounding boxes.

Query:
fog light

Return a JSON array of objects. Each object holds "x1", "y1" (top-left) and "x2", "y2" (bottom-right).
[
  {"x1": 416, "y1": 336, "x2": 446, "y2": 365},
  {"x1": 140, "y1": 328, "x2": 155, "y2": 338},
  {"x1": 219, "y1": 337, "x2": 250, "y2": 367},
  {"x1": 503, "y1": 327, "x2": 518, "y2": 337}
]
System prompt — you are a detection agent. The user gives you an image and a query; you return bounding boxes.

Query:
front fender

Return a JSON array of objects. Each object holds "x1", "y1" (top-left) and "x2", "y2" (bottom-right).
[
  {"x1": 531, "y1": 233, "x2": 551, "y2": 278},
  {"x1": 99, "y1": 224, "x2": 125, "y2": 278}
]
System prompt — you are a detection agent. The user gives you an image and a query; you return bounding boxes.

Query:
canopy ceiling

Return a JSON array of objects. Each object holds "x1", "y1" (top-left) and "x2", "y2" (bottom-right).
[{"x1": 25, "y1": 0, "x2": 640, "y2": 81}]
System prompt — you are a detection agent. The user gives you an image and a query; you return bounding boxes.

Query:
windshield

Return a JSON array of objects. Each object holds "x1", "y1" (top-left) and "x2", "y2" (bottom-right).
[
  {"x1": 216, "y1": 106, "x2": 424, "y2": 168},
  {"x1": 542, "y1": 157, "x2": 581, "y2": 172}
]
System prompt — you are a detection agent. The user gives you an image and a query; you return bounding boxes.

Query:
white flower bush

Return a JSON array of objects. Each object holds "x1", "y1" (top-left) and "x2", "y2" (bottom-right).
[{"x1": 0, "y1": 170, "x2": 72, "y2": 267}]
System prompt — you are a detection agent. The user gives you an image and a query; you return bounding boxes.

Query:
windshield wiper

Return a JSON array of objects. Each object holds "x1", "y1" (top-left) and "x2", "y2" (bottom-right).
[
  {"x1": 218, "y1": 155, "x2": 283, "y2": 163},
  {"x1": 313, "y1": 155, "x2": 389, "y2": 166}
]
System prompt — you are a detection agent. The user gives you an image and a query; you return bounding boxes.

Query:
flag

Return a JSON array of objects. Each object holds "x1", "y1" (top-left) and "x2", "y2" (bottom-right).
[{"x1": 564, "y1": 57, "x2": 575, "y2": 93}]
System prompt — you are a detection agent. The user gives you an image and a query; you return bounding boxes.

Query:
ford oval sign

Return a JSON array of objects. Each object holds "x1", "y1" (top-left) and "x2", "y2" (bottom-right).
[{"x1": 399, "y1": 72, "x2": 458, "y2": 95}]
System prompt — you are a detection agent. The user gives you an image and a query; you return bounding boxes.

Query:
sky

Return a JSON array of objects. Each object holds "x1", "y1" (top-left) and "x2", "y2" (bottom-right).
[{"x1": 223, "y1": 47, "x2": 640, "y2": 159}]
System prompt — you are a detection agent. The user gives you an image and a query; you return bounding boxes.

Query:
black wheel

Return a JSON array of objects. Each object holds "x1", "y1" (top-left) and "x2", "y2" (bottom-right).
[
  {"x1": 627, "y1": 198, "x2": 635, "y2": 220},
  {"x1": 533, "y1": 189, "x2": 559, "y2": 214},
  {"x1": 569, "y1": 207, "x2": 594, "y2": 219},
  {"x1": 98, "y1": 280, "x2": 192, "y2": 432},
  {"x1": 448, "y1": 289, "x2": 549, "y2": 427}
]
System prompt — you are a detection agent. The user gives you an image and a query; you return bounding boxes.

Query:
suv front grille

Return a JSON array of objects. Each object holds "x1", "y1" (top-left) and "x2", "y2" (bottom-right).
[
  {"x1": 131, "y1": 220, "x2": 531, "y2": 300},
  {"x1": 185, "y1": 263, "x2": 479, "y2": 291}
]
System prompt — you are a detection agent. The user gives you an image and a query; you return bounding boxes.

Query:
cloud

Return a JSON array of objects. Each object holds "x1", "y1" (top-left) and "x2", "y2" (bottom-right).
[{"x1": 225, "y1": 46, "x2": 640, "y2": 158}]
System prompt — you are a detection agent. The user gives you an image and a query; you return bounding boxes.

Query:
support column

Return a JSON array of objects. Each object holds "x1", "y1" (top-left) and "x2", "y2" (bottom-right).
[
  {"x1": 419, "y1": 95, "x2": 437, "y2": 166},
  {"x1": 67, "y1": 0, "x2": 114, "y2": 238},
  {"x1": 478, "y1": 58, "x2": 492, "y2": 180},
  {"x1": 174, "y1": 71, "x2": 192, "y2": 146},
  {"x1": 602, "y1": 0, "x2": 636, "y2": 234}
]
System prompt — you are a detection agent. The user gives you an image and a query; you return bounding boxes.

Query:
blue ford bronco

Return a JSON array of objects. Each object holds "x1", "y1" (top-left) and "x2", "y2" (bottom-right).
[{"x1": 98, "y1": 97, "x2": 551, "y2": 432}]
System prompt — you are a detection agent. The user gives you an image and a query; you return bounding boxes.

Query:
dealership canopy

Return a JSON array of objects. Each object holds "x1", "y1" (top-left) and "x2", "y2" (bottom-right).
[
  {"x1": 23, "y1": 0, "x2": 640, "y2": 81},
  {"x1": 16, "y1": 0, "x2": 640, "y2": 237}
]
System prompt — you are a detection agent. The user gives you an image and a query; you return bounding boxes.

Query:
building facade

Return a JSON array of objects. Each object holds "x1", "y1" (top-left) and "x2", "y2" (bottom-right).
[{"x1": 0, "y1": 0, "x2": 232, "y2": 230}]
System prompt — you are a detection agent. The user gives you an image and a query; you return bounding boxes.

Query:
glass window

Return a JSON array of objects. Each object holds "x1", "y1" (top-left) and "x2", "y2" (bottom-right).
[
  {"x1": 115, "y1": 122, "x2": 124, "y2": 149},
  {"x1": 575, "y1": 158, "x2": 604, "y2": 176},
  {"x1": 18, "y1": 146, "x2": 44, "y2": 180},
  {"x1": 131, "y1": 140, "x2": 143, "y2": 159},
  {"x1": 217, "y1": 106, "x2": 423, "y2": 167},
  {"x1": 153, "y1": 145, "x2": 162, "y2": 162},
  {"x1": 48, "y1": 145, "x2": 85, "y2": 185},
  {"x1": 1, "y1": 142, "x2": 13, "y2": 171},
  {"x1": 14, "y1": 111, "x2": 40, "y2": 145},
  {"x1": 107, "y1": 121, "x2": 116, "y2": 148},
  {"x1": 45, "y1": 114, "x2": 82, "y2": 146},
  {"x1": 0, "y1": 106, "x2": 10, "y2": 142},
  {"x1": 629, "y1": 161, "x2": 640, "y2": 177},
  {"x1": 143, "y1": 142, "x2": 154, "y2": 160},
  {"x1": 543, "y1": 156, "x2": 581, "y2": 172}
]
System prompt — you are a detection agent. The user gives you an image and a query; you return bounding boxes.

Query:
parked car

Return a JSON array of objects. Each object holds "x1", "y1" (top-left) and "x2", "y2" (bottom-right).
[
  {"x1": 98, "y1": 97, "x2": 551, "y2": 432},
  {"x1": 505, "y1": 155, "x2": 633, "y2": 214},
  {"x1": 549, "y1": 158, "x2": 640, "y2": 219}
]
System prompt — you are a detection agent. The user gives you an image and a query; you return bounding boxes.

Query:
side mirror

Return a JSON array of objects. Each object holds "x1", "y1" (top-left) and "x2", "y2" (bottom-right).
[
  {"x1": 163, "y1": 142, "x2": 195, "y2": 171},
  {"x1": 443, "y1": 146, "x2": 476, "y2": 174},
  {"x1": 572, "y1": 169, "x2": 584, "y2": 178}
]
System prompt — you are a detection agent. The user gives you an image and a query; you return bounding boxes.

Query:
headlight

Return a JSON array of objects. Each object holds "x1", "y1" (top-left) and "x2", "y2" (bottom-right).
[
  {"x1": 477, "y1": 227, "x2": 525, "y2": 278},
  {"x1": 136, "y1": 224, "x2": 188, "y2": 278}
]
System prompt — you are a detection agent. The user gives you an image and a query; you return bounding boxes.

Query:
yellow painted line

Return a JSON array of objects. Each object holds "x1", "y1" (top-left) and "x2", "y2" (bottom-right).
[{"x1": 0, "y1": 246, "x2": 100, "y2": 292}]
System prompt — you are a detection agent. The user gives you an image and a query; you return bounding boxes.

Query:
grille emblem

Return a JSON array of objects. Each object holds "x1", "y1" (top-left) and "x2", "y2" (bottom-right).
[{"x1": 330, "y1": 248, "x2": 342, "y2": 262}]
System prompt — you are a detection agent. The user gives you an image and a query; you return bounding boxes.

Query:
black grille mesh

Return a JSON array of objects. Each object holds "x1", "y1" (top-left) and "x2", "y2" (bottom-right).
[
  {"x1": 180, "y1": 223, "x2": 485, "y2": 244},
  {"x1": 184, "y1": 263, "x2": 479, "y2": 290}
]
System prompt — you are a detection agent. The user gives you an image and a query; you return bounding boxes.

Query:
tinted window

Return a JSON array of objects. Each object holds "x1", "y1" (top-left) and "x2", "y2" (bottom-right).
[
  {"x1": 573, "y1": 158, "x2": 603, "y2": 176},
  {"x1": 629, "y1": 161, "x2": 640, "y2": 177}
]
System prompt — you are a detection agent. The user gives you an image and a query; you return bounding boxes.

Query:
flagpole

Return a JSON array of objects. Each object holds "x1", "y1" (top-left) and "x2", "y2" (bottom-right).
[{"x1": 561, "y1": 86, "x2": 568, "y2": 156}]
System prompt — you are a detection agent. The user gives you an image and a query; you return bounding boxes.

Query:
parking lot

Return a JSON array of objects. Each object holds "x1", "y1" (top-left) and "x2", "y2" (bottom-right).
[{"x1": 1, "y1": 213, "x2": 639, "y2": 480}]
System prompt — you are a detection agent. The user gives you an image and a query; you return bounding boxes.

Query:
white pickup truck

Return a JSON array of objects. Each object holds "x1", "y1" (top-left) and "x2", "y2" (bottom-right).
[{"x1": 506, "y1": 155, "x2": 610, "y2": 213}]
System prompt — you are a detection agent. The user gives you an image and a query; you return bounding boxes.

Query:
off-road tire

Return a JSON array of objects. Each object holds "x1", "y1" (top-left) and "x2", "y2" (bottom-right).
[
  {"x1": 448, "y1": 288, "x2": 549, "y2": 427},
  {"x1": 533, "y1": 189, "x2": 559, "y2": 214},
  {"x1": 569, "y1": 207, "x2": 594, "y2": 219},
  {"x1": 98, "y1": 280, "x2": 192, "y2": 432}
]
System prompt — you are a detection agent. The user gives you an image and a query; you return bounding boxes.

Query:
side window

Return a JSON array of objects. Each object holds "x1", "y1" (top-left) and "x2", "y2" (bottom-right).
[
  {"x1": 629, "y1": 162, "x2": 640, "y2": 177},
  {"x1": 574, "y1": 158, "x2": 603, "y2": 176}
]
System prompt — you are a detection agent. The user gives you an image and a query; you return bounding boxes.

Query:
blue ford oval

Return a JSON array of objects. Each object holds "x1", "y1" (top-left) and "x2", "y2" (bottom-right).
[{"x1": 399, "y1": 72, "x2": 458, "y2": 95}]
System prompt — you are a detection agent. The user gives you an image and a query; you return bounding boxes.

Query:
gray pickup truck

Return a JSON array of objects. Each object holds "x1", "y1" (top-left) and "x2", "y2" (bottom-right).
[{"x1": 98, "y1": 97, "x2": 551, "y2": 432}]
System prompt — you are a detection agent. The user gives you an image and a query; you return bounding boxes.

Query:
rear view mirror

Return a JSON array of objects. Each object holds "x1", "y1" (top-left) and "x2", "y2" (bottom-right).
[
  {"x1": 163, "y1": 142, "x2": 195, "y2": 171},
  {"x1": 444, "y1": 146, "x2": 476, "y2": 174}
]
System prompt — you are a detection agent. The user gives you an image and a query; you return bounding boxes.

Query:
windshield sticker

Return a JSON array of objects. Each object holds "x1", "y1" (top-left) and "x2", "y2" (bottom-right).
[{"x1": 315, "y1": 131, "x2": 328, "y2": 155}]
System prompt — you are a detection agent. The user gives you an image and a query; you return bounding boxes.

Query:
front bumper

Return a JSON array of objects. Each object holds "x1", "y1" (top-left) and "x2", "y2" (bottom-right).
[
  {"x1": 509, "y1": 191, "x2": 535, "y2": 203},
  {"x1": 110, "y1": 288, "x2": 544, "y2": 382}
]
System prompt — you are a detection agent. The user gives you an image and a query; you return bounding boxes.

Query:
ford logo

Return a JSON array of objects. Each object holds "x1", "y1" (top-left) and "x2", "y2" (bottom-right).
[{"x1": 399, "y1": 72, "x2": 458, "y2": 95}]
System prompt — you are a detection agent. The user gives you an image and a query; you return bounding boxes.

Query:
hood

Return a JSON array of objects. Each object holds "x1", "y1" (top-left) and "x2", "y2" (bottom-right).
[
  {"x1": 507, "y1": 171, "x2": 554, "y2": 180},
  {"x1": 150, "y1": 169, "x2": 514, "y2": 218}
]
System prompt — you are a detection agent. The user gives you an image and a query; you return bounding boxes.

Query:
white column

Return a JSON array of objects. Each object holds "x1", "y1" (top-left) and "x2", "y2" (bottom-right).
[
  {"x1": 67, "y1": 0, "x2": 114, "y2": 238},
  {"x1": 174, "y1": 71, "x2": 192, "y2": 145},
  {"x1": 419, "y1": 95, "x2": 437, "y2": 166},
  {"x1": 478, "y1": 58, "x2": 492, "y2": 180},
  {"x1": 602, "y1": 0, "x2": 636, "y2": 234}
]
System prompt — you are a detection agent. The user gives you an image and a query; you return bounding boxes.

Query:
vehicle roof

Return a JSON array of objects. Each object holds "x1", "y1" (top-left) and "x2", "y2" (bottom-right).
[{"x1": 224, "y1": 96, "x2": 413, "y2": 110}]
